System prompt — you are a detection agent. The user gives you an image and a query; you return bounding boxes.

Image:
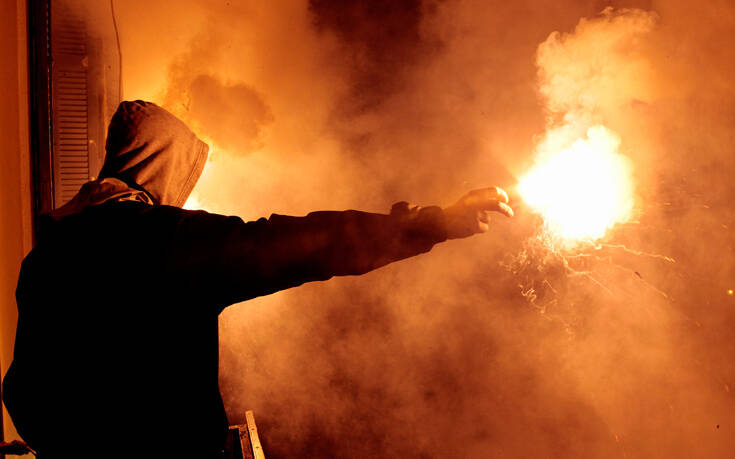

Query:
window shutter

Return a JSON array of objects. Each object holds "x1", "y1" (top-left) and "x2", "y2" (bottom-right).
[{"x1": 46, "y1": 0, "x2": 120, "y2": 208}]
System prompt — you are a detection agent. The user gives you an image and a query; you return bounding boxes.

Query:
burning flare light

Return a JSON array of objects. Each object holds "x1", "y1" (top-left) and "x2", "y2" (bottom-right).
[{"x1": 518, "y1": 125, "x2": 634, "y2": 244}]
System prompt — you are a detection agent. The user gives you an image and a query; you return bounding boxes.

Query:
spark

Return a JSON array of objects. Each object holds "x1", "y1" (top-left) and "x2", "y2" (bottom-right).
[
  {"x1": 505, "y1": 231, "x2": 676, "y2": 323},
  {"x1": 597, "y1": 244, "x2": 676, "y2": 263}
]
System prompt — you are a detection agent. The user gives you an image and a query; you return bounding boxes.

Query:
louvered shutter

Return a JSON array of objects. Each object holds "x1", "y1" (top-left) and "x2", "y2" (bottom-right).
[{"x1": 49, "y1": 0, "x2": 119, "y2": 208}]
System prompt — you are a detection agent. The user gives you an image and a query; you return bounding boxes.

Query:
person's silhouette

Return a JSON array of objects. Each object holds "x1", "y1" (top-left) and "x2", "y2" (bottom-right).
[{"x1": 3, "y1": 100, "x2": 512, "y2": 457}]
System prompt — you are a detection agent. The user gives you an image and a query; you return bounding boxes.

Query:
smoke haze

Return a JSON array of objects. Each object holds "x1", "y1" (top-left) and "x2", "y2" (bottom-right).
[{"x1": 109, "y1": 0, "x2": 735, "y2": 457}]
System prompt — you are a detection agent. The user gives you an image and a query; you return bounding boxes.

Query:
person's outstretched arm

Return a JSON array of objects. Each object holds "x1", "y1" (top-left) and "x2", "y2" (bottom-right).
[{"x1": 171, "y1": 187, "x2": 513, "y2": 308}]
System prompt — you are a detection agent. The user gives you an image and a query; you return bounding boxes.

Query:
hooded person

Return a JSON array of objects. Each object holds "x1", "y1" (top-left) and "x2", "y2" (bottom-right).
[{"x1": 2, "y1": 100, "x2": 513, "y2": 457}]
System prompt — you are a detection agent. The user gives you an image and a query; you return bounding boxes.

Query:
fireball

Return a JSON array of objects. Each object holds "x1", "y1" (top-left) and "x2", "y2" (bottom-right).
[{"x1": 518, "y1": 125, "x2": 634, "y2": 245}]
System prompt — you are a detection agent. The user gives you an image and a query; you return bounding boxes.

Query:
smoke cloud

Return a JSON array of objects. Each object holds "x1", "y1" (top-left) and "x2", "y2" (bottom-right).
[{"x1": 110, "y1": 0, "x2": 735, "y2": 457}]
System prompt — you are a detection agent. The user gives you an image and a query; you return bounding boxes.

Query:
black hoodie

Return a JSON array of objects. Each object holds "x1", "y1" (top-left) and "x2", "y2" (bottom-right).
[{"x1": 2, "y1": 101, "x2": 447, "y2": 457}]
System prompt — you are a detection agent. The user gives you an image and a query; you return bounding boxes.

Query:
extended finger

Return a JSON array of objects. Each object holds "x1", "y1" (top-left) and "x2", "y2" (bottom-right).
[
  {"x1": 498, "y1": 202, "x2": 514, "y2": 217},
  {"x1": 472, "y1": 198, "x2": 514, "y2": 217},
  {"x1": 496, "y1": 186, "x2": 509, "y2": 204},
  {"x1": 469, "y1": 186, "x2": 509, "y2": 204}
]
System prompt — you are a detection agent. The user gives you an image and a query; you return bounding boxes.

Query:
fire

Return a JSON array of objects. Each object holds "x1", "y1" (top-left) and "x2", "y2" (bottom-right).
[{"x1": 518, "y1": 125, "x2": 634, "y2": 245}]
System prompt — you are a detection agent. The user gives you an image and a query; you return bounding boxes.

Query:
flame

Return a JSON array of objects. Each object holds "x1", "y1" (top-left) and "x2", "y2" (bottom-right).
[{"x1": 518, "y1": 125, "x2": 634, "y2": 245}]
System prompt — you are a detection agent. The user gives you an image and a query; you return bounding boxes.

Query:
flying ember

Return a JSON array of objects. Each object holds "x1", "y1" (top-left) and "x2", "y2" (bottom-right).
[{"x1": 518, "y1": 125, "x2": 634, "y2": 245}]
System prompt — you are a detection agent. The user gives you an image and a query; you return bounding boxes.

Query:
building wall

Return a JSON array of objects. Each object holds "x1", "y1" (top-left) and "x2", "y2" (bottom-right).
[{"x1": 0, "y1": 0, "x2": 32, "y2": 443}]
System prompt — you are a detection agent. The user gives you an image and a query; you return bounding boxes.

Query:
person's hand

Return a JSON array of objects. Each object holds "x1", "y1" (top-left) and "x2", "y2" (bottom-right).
[{"x1": 443, "y1": 186, "x2": 513, "y2": 239}]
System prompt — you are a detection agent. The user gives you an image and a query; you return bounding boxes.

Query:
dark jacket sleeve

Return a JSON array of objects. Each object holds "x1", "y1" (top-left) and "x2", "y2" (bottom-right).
[{"x1": 169, "y1": 203, "x2": 447, "y2": 308}]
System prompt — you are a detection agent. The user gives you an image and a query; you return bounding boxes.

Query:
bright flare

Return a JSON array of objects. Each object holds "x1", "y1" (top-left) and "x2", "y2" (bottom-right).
[{"x1": 518, "y1": 125, "x2": 634, "y2": 244}]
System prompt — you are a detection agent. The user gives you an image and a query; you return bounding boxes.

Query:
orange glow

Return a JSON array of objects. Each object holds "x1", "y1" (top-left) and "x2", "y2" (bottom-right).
[
  {"x1": 518, "y1": 125, "x2": 634, "y2": 245},
  {"x1": 183, "y1": 141, "x2": 217, "y2": 212},
  {"x1": 728, "y1": 289, "x2": 734, "y2": 296},
  {"x1": 183, "y1": 192, "x2": 205, "y2": 211}
]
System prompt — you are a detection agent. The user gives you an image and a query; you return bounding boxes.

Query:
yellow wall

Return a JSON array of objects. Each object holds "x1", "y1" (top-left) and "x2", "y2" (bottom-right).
[{"x1": 0, "y1": 0, "x2": 32, "y2": 442}]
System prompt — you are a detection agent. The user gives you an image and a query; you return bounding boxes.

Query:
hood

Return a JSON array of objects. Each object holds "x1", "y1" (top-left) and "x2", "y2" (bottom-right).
[
  {"x1": 100, "y1": 100, "x2": 209, "y2": 207},
  {"x1": 51, "y1": 100, "x2": 209, "y2": 220}
]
